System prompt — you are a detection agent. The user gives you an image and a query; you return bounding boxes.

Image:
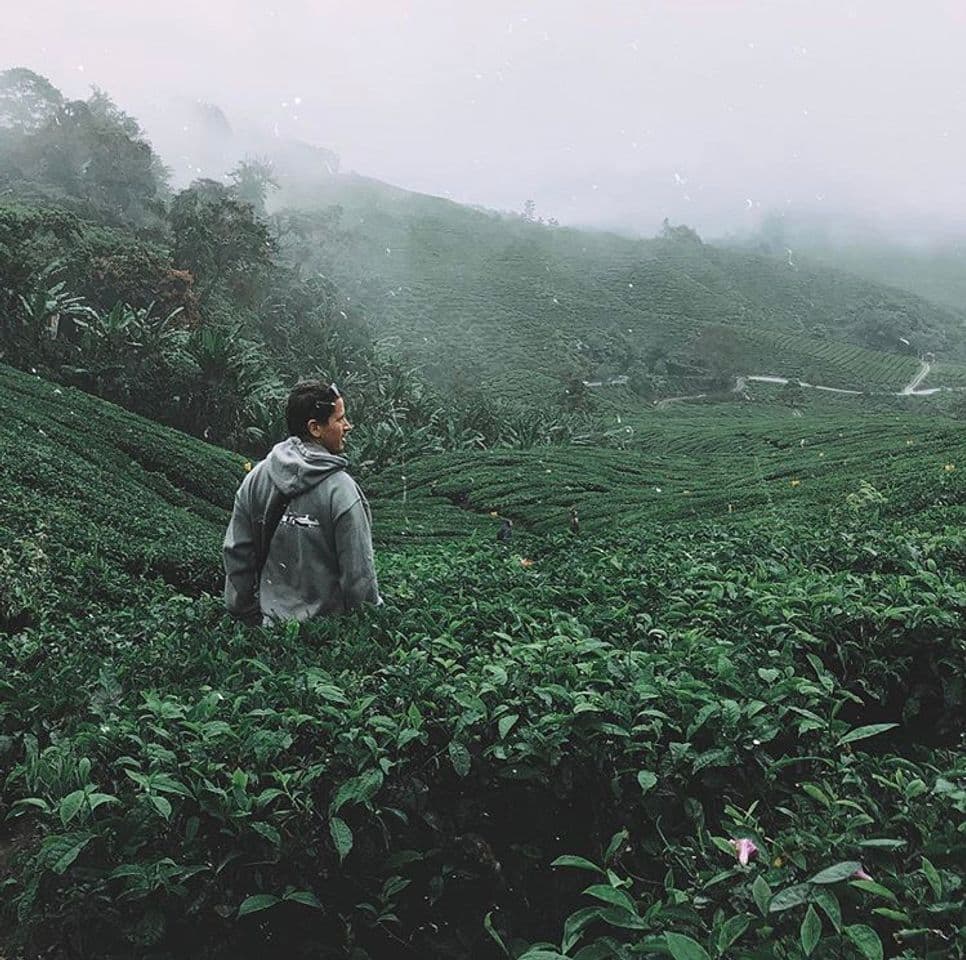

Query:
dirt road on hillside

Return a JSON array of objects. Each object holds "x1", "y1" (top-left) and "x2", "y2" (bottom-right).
[{"x1": 653, "y1": 361, "x2": 956, "y2": 408}]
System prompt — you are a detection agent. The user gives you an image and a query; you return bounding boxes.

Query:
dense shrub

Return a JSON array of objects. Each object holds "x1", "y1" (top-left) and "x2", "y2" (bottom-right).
[{"x1": 0, "y1": 372, "x2": 962, "y2": 957}]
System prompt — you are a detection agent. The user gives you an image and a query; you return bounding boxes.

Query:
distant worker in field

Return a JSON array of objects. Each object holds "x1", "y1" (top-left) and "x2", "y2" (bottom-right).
[
  {"x1": 569, "y1": 505, "x2": 580, "y2": 536},
  {"x1": 497, "y1": 517, "x2": 513, "y2": 543},
  {"x1": 223, "y1": 381, "x2": 380, "y2": 625}
]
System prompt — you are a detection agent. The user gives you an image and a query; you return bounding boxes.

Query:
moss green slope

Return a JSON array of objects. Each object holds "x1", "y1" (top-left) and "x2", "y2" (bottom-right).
[
  {"x1": 370, "y1": 405, "x2": 966, "y2": 537},
  {"x1": 0, "y1": 365, "x2": 490, "y2": 608},
  {"x1": 0, "y1": 364, "x2": 244, "y2": 594},
  {"x1": 282, "y1": 175, "x2": 966, "y2": 402}
]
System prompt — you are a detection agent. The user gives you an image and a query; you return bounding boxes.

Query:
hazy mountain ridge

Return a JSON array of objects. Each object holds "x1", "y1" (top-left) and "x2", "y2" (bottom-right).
[{"x1": 273, "y1": 173, "x2": 966, "y2": 401}]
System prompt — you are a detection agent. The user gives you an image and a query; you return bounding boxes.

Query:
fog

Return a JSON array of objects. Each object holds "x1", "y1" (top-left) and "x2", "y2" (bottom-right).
[{"x1": 3, "y1": 0, "x2": 964, "y2": 239}]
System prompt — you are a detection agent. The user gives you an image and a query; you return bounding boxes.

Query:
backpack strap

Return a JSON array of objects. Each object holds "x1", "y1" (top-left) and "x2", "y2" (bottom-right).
[
  {"x1": 252, "y1": 468, "x2": 344, "y2": 586},
  {"x1": 253, "y1": 485, "x2": 293, "y2": 585}
]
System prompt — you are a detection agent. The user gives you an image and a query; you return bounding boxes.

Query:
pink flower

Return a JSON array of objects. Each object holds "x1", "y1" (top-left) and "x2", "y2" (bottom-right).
[
  {"x1": 730, "y1": 838, "x2": 758, "y2": 866},
  {"x1": 852, "y1": 867, "x2": 873, "y2": 881}
]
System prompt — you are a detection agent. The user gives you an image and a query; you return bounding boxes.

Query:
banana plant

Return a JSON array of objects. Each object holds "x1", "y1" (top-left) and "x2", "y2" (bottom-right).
[{"x1": 15, "y1": 260, "x2": 95, "y2": 352}]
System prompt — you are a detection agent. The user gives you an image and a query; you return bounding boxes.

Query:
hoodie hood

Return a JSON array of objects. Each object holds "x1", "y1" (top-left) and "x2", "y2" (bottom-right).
[{"x1": 265, "y1": 437, "x2": 347, "y2": 497}]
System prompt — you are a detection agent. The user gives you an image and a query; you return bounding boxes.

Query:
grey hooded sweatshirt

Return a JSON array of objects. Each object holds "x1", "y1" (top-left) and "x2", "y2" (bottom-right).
[{"x1": 223, "y1": 437, "x2": 380, "y2": 623}]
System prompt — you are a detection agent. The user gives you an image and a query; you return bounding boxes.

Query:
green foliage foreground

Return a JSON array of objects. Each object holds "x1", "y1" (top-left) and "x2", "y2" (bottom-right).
[
  {"x1": 0, "y1": 371, "x2": 964, "y2": 959},
  {"x1": 2, "y1": 519, "x2": 964, "y2": 959}
]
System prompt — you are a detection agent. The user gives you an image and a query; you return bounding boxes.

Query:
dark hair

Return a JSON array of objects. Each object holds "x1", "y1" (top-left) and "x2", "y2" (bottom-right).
[{"x1": 286, "y1": 381, "x2": 342, "y2": 439}]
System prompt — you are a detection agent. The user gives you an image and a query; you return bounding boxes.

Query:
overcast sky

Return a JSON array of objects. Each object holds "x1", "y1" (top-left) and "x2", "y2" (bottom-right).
[{"x1": 3, "y1": 0, "x2": 964, "y2": 237}]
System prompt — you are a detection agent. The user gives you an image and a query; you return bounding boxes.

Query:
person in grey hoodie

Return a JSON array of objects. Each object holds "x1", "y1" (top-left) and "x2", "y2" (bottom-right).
[{"x1": 223, "y1": 381, "x2": 381, "y2": 624}]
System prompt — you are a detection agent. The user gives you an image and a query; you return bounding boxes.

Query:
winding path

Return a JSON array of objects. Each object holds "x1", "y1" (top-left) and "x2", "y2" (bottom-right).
[
  {"x1": 655, "y1": 392, "x2": 707, "y2": 410},
  {"x1": 738, "y1": 375, "x2": 861, "y2": 396},
  {"x1": 581, "y1": 356, "x2": 957, "y2": 407},
  {"x1": 654, "y1": 359, "x2": 959, "y2": 408},
  {"x1": 900, "y1": 359, "x2": 933, "y2": 395}
]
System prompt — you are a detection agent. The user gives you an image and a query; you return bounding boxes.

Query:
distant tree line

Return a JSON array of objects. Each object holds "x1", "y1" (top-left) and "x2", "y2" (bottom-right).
[{"x1": 0, "y1": 69, "x2": 579, "y2": 461}]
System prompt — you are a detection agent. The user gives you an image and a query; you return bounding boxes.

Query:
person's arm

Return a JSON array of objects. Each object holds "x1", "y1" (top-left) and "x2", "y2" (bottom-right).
[
  {"x1": 223, "y1": 482, "x2": 262, "y2": 624},
  {"x1": 334, "y1": 495, "x2": 381, "y2": 609}
]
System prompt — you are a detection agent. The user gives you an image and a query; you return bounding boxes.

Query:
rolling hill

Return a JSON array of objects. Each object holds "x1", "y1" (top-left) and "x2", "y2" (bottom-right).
[{"x1": 275, "y1": 174, "x2": 966, "y2": 405}]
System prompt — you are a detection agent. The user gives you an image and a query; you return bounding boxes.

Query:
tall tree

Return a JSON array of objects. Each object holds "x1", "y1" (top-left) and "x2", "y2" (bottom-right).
[
  {"x1": 35, "y1": 99, "x2": 160, "y2": 221},
  {"x1": 5, "y1": 87, "x2": 168, "y2": 225},
  {"x1": 169, "y1": 180, "x2": 275, "y2": 303},
  {"x1": 0, "y1": 68, "x2": 63, "y2": 132},
  {"x1": 228, "y1": 157, "x2": 278, "y2": 217}
]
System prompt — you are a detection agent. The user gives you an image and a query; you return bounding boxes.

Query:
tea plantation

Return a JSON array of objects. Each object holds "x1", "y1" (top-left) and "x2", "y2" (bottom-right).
[
  {"x1": 1, "y1": 362, "x2": 963, "y2": 959},
  {"x1": 277, "y1": 174, "x2": 966, "y2": 403}
]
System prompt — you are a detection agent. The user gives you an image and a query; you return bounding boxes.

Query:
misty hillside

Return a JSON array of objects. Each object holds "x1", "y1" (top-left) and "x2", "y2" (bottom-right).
[
  {"x1": 3, "y1": 65, "x2": 964, "y2": 439},
  {"x1": 277, "y1": 174, "x2": 966, "y2": 401},
  {"x1": 3, "y1": 8, "x2": 965, "y2": 954},
  {"x1": 720, "y1": 215, "x2": 966, "y2": 316},
  {"x1": 796, "y1": 244, "x2": 966, "y2": 316}
]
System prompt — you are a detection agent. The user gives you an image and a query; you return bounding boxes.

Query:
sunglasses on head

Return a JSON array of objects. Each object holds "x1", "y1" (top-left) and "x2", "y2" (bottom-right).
[{"x1": 311, "y1": 383, "x2": 342, "y2": 419}]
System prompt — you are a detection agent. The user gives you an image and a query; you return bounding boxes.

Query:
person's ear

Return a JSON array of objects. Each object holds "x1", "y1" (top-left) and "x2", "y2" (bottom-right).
[{"x1": 306, "y1": 418, "x2": 323, "y2": 439}]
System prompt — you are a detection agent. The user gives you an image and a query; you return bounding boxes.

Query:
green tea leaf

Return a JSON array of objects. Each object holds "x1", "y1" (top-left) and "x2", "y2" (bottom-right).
[
  {"x1": 637, "y1": 770, "x2": 658, "y2": 794},
  {"x1": 47, "y1": 832, "x2": 94, "y2": 875},
  {"x1": 255, "y1": 788, "x2": 287, "y2": 807},
  {"x1": 484, "y1": 910, "x2": 509, "y2": 956},
  {"x1": 237, "y1": 894, "x2": 280, "y2": 917},
  {"x1": 329, "y1": 817, "x2": 353, "y2": 863},
  {"x1": 837, "y1": 723, "x2": 898, "y2": 746},
  {"x1": 150, "y1": 773, "x2": 192, "y2": 797},
  {"x1": 872, "y1": 908, "x2": 910, "y2": 923},
  {"x1": 665, "y1": 932, "x2": 711, "y2": 960},
  {"x1": 716, "y1": 914, "x2": 750, "y2": 952},
  {"x1": 331, "y1": 768, "x2": 384, "y2": 813},
  {"x1": 710, "y1": 835, "x2": 735, "y2": 855},
  {"x1": 498, "y1": 714, "x2": 519, "y2": 739},
  {"x1": 582, "y1": 884, "x2": 636, "y2": 913},
  {"x1": 150, "y1": 795, "x2": 172, "y2": 820},
  {"x1": 903, "y1": 778, "x2": 927, "y2": 799},
  {"x1": 921, "y1": 857, "x2": 942, "y2": 898},
  {"x1": 551, "y1": 855, "x2": 605, "y2": 874},
  {"x1": 604, "y1": 828, "x2": 628, "y2": 864},
  {"x1": 801, "y1": 783, "x2": 831, "y2": 807},
  {"x1": 752, "y1": 875, "x2": 772, "y2": 917},
  {"x1": 561, "y1": 906, "x2": 605, "y2": 953},
  {"x1": 769, "y1": 883, "x2": 813, "y2": 912},
  {"x1": 59, "y1": 790, "x2": 87, "y2": 827},
  {"x1": 448, "y1": 740, "x2": 471, "y2": 777},
  {"x1": 844, "y1": 924, "x2": 883, "y2": 960},
  {"x1": 850, "y1": 879, "x2": 896, "y2": 901},
  {"x1": 813, "y1": 889, "x2": 841, "y2": 932},
  {"x1": 284, "y1": 890, "x2": 322, "y2": 909},
  {"x1": 808, "y1": 861, "x2": 861, "y2": 884},
  {"x1": 800, "y1": 905, "x2": 822, "y2": 956},
  {"x1": 250, "y1": 822, "x2": 281, "y2": 846}
]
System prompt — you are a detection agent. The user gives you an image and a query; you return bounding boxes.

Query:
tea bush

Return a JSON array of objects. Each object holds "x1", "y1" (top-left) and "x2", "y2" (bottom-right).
[{"x1": 0, "y1": 367, "x2": 963, "y2": 959}]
